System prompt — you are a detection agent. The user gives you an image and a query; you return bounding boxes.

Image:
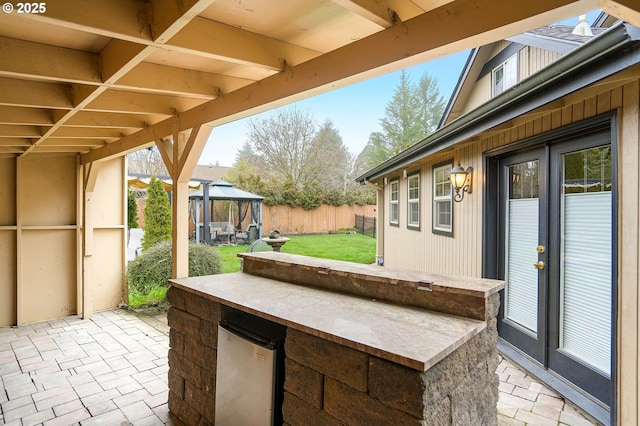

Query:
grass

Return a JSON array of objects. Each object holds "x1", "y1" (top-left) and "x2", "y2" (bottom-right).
[
  {"x1": 129, "y1": 286, "x2": 168, "y2": 309},
  {"x1": 214, "y1": 233, "x2": 376, "y2": 273},
  {"x1": 128, "y1": 233, "x2": 376, "y2": 308}
]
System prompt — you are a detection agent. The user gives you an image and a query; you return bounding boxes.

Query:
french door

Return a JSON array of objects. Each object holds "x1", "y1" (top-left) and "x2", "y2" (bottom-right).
[{"x1": 497, "y1": 131, "x2": 614, "y2": 407}]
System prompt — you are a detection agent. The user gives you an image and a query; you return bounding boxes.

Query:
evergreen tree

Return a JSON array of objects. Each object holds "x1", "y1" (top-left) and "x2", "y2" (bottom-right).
[
  {"x1": 142, "y1": 176, "x2": 172, "y2": 250},
  {"x1": 127, "y1": 190, "x2": 139, "y2": 228},
  {"x1": 359, "y1": 70, "x2": 446, "y2": 169}
]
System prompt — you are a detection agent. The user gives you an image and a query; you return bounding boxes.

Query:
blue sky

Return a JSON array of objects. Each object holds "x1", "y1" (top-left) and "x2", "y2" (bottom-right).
[{"x1": 198, "y1": 12, "x2": 600, "y2": 167}]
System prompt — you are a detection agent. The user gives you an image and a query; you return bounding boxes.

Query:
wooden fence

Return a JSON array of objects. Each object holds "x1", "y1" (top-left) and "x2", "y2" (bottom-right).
[
  {"x1": 262, "y1": 204, "x2": 376, "y2": 235},
  {"x1": 135, "y1": 199, "x2": 376, "y2": 236}
]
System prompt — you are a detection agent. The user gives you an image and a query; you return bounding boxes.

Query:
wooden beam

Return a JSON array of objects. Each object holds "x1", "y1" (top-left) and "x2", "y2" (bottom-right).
[
  {"x1": 0, "y1": 138, "x2": 31, "y2": 147},
  {"x1": 331, "y1": 0, "x2": 396, "y2": 27},
  {"x1": 147, "y1": 0, "x2": 217, "y2": 43},
  {"x1": 82, "y1": 0, "x2": 597, "y2": 164},
  {"x1": 49, "y1": 127, "x2": 131, "y2": 139},
  {"x1": 0, "y1": 78, "x2": 73, "y2": 109},
  {"x1": 177, "y1": 125, "x2": 212, "y2": 181},
  {"x1": 83, "y1": 89, "x2": 204, "y2": 116},
  {"x1": 601, "y1": 0, "x2": 640, "y2": 28},
  {"x1": 0, "y1": 125, "x2": 42, "y2": 138},
  {"x1": 99, "y1": 39, "x2": 150, "y2": 83},
  {"x1": 41, "y1": 139, "x2": 106, "y2": 148},
  {"x1": 169, "y1": 17, "x2": 319, "y2": 70},
  {"x1": 0, "y1": 36, "x2": 101, "y2": 84},
  {"x1": 155, "y1": 138, "x2": 174, "y2": 172},
  {"x1": 29, "y1": 0, "x2": 153, "y2": 42},
  {"x1": 62, "y1": 112, "x2": 153, "y2": 129},
  {"x1": 114, "y1": 62, "x2": 222, "y2": 98},
  {"x1": 171, "y1": 181, "x2": 189, "y2": 279},
  {"x1": 0, "y1": 106, "x2": 53, "y2": 126}
]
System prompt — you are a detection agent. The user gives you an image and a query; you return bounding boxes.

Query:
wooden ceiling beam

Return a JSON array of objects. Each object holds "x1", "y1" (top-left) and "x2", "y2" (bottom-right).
[
  {"x1": 82, "y1": 89, "x2": 204, "y2": 116},
  {"x1": 0, "y1": 36, "x2": 101, "y2": 84},
  {"x1": 21, "y1": 0, "x2": 224, "y2": 156},
  {"x1": 114, "y1": 63, "x2": 223, "y2": 99},
  {"x1": 62, "y1": 112, "x2": 153, "y2": 129},
  {"x1": 0, "y1": 107, "x2": 53, "y2": 126},
  {"x1": 40, "y1": 139, "x2": 107, "y2": 148},
  {"x1": 28, "y1": 0, "x2": 152, "y2": 42},
  {"x1": 81, "y1": 0, "x2": 597, "y2": 164},
  {"x1": 0, "y1": 125, "x2": 43, "y2": 138},
  {"x1": 169, "y1": 17, "x2": 319, "y2": 70},
  {"x1": 50, "y1": 127, "x2": 131, "y2": 139},
  {"x1": 0, "y1": 78, "x2": 73, "y2": 109},
  {"x1": 0, "y1": 138, "x2": 32, "y2": 147},
  {"x1": 147, "y1": 0, "x2": 217, "y2": 43},
  {"x1": 330, "y1": 0, "x2": 396, "y2": 28},
  {"x1": 601, "y1": 0, "x2": 640, "y2": 28}
]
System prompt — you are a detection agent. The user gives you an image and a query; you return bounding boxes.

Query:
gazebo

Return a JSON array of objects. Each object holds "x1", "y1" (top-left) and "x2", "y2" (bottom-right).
[{"x1": 189, "y1": 180, "x2": 263, "y2": 245}]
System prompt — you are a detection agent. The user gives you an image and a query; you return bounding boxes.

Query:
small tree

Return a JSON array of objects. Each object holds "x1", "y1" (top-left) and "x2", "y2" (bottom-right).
[
  {"x1": 142, "y1": 176, "x2": 172, "y2": 250},
  {"x1": 127, "y1": 190, "x2": 139, "y2": 228}
]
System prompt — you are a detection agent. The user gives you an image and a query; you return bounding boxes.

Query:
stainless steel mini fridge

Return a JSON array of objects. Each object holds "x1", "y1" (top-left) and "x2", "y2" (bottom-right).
[{"x1": 214, "y1": 314, "x2": 286, "y2": 425}]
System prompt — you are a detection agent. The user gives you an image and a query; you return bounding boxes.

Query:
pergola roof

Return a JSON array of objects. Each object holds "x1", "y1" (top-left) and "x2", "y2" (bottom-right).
[{"x1": 3, "y1": 0, "x2": 636, "y2": 164}]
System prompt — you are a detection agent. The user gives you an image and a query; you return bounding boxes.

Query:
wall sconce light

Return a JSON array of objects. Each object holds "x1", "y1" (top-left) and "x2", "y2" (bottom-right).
[
  {"x1": 449, "y1": 161, "x2": 473, "y2": 202},
  {"x1": 383, "y1": 177, "x2": 388, "y2": 185},
  {"x1": 403, "y1": 169, "x2": 407, "y2": 180}
]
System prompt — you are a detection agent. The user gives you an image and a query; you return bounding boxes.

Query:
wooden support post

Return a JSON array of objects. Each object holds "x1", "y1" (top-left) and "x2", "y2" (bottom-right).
[
  {"x1": 15, "y1": 156, "x2": 22, "y2": 326},
  {"x1": 82, "y1": 161, "x2": 102, "y2": 319},
  {"x1": 155, "y1": 125, "x2": 213, "y2": 279}
]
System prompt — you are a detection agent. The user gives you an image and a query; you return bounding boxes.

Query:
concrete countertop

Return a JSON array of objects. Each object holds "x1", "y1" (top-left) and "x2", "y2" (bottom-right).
[{"x1": 169, "y1": 271, "x2": 487, "y2": 372}]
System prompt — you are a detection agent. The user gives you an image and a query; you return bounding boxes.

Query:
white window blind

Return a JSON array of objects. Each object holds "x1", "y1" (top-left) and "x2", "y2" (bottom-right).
[
  {"x1": 505, "y1": 198, "x2": 539, "y2": 334},
  {"x1": 560, "y1": 192, "x2": 612, "y2": 376}
]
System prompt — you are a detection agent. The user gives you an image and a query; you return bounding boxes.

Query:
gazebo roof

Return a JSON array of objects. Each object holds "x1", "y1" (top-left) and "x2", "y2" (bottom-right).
[{"x1": 189, "y1": 180, "x2": 263, "y2": 201}]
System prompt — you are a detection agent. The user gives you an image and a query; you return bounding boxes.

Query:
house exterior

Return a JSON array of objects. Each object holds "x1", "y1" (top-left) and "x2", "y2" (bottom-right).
[{"x1": 357, "y1": 16, "x2": 640, "y2": 426}]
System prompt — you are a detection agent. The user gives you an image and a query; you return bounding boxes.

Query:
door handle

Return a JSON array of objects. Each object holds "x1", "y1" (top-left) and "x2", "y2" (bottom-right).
[{"x1": 534, "y1": 261, "x2": 545, "y2": 270}]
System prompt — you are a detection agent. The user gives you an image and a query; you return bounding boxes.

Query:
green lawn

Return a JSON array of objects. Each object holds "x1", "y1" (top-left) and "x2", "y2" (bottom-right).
[{"x1": 214, "y1": 233, "x2": 376, "y2": 273}]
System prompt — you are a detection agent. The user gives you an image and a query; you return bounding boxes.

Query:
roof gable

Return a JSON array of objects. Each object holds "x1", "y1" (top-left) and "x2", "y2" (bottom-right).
[{"x1": 439, "y1": 18, "x2": 610, "y2": 128}]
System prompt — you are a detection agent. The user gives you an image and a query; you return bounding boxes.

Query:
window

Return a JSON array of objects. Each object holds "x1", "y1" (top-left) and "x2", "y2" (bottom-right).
[
  {"x1": 492, "y1": 53, "x2": 518, "y2": 96},
  {"x1": 407, "y1": 173, "x2": 420, "y2": 229},
  {"x1": 433, "y1": 163, "x2": 453, "y2": 235},
  {"x1": 389, "y1": 179, "x2": 399, "y2": 226}
]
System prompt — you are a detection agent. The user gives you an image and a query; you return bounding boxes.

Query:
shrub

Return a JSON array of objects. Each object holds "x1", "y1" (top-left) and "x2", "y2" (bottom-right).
[
  {"x1": 127, "y1": 241, "x2": 222, "y2": 297},
  {"x1": 142, "y1": 176, "x2": 172, "y2": 250},
  {"x1": 127, "y1": 190, "x2": 139, "y2": 228}
]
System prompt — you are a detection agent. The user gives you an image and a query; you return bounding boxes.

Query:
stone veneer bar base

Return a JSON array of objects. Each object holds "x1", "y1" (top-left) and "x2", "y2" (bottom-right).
[{"x1": 167, "y1": 253, "x2": 503, "y2": 425}]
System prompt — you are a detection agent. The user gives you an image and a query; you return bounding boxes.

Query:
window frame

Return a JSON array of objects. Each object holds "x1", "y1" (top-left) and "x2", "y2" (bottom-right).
[
  {"x1": 389, "y1": 179, "x2": 399, "y2": 227},
  {"x1": 492, "y1": 53, "x2": 518, "y2": 97},
  {"x1": 433, "y1": 161, "x2": 454, "y2": 237},
  {"x1": 406, "y1": 172, "x2": 420, "y2": 231}
]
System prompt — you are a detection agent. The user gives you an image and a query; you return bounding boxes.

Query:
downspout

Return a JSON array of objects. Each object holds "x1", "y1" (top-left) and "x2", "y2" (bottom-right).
[{"x1": 364, "y1": 180, "x2": 385, "y2": 266}]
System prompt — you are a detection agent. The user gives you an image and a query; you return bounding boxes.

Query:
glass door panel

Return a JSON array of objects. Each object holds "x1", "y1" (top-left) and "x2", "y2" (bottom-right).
[
  {"x1": 505, "y1": 161, "x2": 540, "y2": 334},
  {"x1": 498, "y1": 149, "x2": 546, "y2": 363}
]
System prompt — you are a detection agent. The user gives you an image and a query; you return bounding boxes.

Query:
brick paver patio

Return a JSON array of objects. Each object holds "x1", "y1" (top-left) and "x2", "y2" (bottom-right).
[{"x1": 0, "y1": 309, "x2": 597, "y2": 425}]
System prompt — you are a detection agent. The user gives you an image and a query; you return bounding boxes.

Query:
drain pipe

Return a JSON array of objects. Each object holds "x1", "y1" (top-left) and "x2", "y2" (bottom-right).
[{"x1": 364, "y1": 180, "x2": 385, "y2": 266}]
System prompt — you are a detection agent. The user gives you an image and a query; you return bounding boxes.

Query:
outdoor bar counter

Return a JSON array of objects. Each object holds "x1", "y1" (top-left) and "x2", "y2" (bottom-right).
[{"x1": 167, "y1": 252, "x2": 504, "y2": 426}]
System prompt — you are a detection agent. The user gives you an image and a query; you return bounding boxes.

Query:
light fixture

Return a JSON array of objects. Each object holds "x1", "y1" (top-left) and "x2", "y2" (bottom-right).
[{"x1": 449, "y1": 161, "x2": 473, "y2": 202}]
